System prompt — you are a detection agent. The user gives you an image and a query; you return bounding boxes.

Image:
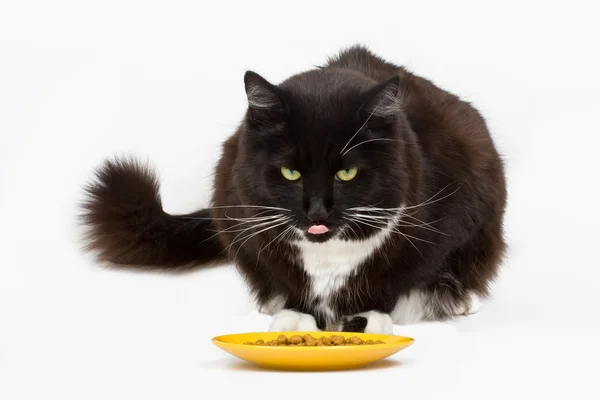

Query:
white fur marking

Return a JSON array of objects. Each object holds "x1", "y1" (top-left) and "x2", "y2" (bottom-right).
[
  {"x1": 452, "y1": 292, "x2": 482, "y2": 316},
  {"x1": 292, "y1": 213, "x2": 401, "y2": 323},
  {"x1": 269, "y1": 309, "x2": 318, "y2": 332},
  {"x1": 345, "y1": 311, "x2": 394, "y2": 334},
  {"x1": 391, "y1": 290, "x2": 429, "y2": 325},
  {"x1": 453, "y1": 301, "x2": 468, "y2": 316},
  {"x1": 467, "y1": 292, "x2": 481, "y2": 315}
]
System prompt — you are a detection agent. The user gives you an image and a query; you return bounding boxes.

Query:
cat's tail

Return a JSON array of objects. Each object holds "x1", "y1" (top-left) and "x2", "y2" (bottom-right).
[{"x1": 78, "y1": 157, "x2": 227, "y2": 270}]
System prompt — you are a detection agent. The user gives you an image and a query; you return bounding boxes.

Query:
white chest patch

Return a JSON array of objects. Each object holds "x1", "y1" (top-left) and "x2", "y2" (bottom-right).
[{"x1": 292, "y1": 215, "x2": 399, "y2": 323}]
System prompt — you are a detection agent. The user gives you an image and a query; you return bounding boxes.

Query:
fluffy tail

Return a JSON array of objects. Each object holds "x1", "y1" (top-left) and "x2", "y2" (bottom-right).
[{"x1": 79, "y1": 157, "x2": 226, "y2": 269}]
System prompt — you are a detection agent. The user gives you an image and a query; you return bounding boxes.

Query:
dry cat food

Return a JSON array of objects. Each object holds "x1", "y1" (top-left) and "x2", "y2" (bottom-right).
[{"x1": 243, "y1": 334, "x2": 385, "y2": 346}]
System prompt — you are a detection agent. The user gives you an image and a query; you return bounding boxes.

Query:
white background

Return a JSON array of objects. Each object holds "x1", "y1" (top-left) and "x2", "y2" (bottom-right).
[{"x1": 1, "y1": 0, "x2": 599, "y2": 398}]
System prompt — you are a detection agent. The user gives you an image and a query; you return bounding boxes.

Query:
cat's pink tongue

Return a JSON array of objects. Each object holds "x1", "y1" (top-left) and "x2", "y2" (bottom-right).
[{"x1": 308, "y1": 225, "x2": 329, "y2": 235}]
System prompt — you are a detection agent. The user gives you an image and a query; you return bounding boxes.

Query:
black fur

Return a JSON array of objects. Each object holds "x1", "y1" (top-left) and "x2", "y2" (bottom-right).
[{"x1": 80, "y1": 158, "x2": 225, "y2": 269}]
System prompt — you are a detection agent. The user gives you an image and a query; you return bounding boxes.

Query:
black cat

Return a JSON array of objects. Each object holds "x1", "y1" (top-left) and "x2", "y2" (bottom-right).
[{"x1": 81, "y1": 45, "x2": 507, "y2": 333}]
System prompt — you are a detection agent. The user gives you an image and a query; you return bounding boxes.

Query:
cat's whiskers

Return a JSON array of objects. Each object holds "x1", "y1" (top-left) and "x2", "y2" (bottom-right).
[
  {"x1": 216, "y1": 215, "x2": 288, "y2": 234},
  {"x1": 204, "y1": 205, "x2": 291, "y2": 212},
  {"x1": 346, "y1": 213, "x2": 391, "y2": 221},
  {"x1": 343, "y1": 221, "x2": 361, "y2": 241},
  {"x1": 339, "y1": 97, "x2": 386, "y2": 155},
  {"x1": 347, "y1": 207, "x2": 400, "y2": 213},
  {"x1": 343, "y1": 184, "x2": 461, "y2": 241},
  {"x1": 282, "y1": 223, "x2": 299, "y2": 245},
  {"x1": 277, "y1": 226, "x2": 294, "y2": 247},
  {"x1": 348, "y1": 183, "x2": 461, "y2": 215},
  {"x1": 184, "y1": 205, "x2": 291, "y2": 223},
  {"x1": 258, "y1": 225, "x2": 295, "y2": 258},
  {"x1": 404, "y1": 185, "x2": 462, "y2": 211},
  {"x1": 345, "y1": 212, "x2": 449, "y2": 236},
  {"x1": 230, "y1": 218, "x2": 293, "y2": 261},
  {"x1": 347, "y1": 206, "x2": 446, "y2": 230},
  {"x1": 341, "y1": 138, "x2": 403, "y2": 157},
  {"x1": 401, "y1": 215, "x2": 450, "y2": 236},
  {"x1": 223, "y1": 208, "x2": 273, "y2": 220},
  {"x1": 255, "y1": 223, "x2": 297, "y2": 265},
  {"x1": 185, "y1": 204, "x2": 295, "y2": 260},
  {"x1": 226, "y1": 216, "x2": 290, "y2": 252},
  {"x1": 342, "y1": 214, "x2": 433, "y2": 258},
  {"x1": 201, "y1": 214, "x2": 286, "y2": 244},
  {"x1": 184, "y1": 214, "x2": 285, "y2": 223},
  {"x1": 222, "y1": 217, "x2": 285, "y2": 257},
  {"x1": 347, "y1": 214, "x2": 434, "y2": 244}
]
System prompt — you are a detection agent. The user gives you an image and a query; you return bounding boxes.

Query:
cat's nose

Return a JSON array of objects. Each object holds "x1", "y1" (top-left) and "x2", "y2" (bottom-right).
[{"x1": 306, "y1": 200, "x2": 332, "y2": 223}]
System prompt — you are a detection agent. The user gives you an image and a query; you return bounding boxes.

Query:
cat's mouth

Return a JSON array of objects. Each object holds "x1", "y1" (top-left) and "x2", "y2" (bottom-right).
[
  {"x1": 307, "y1": 224, "x2": 329, "y2": 235},
  {"x1": 297, "y1": 223, "x2": 337, "y2": 243}
]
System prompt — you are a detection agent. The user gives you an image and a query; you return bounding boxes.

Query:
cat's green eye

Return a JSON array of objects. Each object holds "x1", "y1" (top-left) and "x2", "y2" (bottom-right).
[
  {"x1": 336, "y1": 167, "x2": 358, "y2": 182},
  {"x1": 280, "y1": 167, "x2": 301, "y2": 181}
]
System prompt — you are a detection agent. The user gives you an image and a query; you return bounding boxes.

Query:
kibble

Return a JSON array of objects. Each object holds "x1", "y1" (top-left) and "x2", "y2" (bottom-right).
[
  {"x1": 332, "y1": 335, "x2": 346, "y2": 346},
  {"x1": 350, "y1": 336, "x2": 363, "y2": 345},
  {"x1": 277, "y1": 335, "x2": 288, "y2": 345},
  {"x1": 289, "y1": 335, "x2": 303, "y2": 344},
  {"x1": 242, "y1": 334, "x2": 386, "y2": 346}
]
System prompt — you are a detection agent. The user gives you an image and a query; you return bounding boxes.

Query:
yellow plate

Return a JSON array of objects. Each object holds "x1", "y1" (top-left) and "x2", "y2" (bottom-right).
[{"x1": 211, "y1": 331, "x2": 415, "y2": 371}]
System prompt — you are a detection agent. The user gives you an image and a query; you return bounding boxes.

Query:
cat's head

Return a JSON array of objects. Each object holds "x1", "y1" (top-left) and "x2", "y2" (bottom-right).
[{"x1": 235, "y1": 69, "x2": 412, "y2": 243}]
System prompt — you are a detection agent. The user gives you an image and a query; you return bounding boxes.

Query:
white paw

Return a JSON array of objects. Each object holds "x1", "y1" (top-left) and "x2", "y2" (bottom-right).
[
  {"x1": 466, "y1": 293, "x2": 481, "y2": 315},
  {"x1": 269, "y1": 309, "x2": 319, "y2": 332},
  {"x1": 342, "y1": 310, "x2": 394, "y2": 334},
  {"x1": 454, "y1": 292, "x2": 482, "y2": 316}
]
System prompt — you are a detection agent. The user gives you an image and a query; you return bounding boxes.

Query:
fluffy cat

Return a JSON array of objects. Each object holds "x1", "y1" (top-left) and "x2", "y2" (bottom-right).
[{"x1": 80, "y1": 45, "x2": 507, "y2": 333}]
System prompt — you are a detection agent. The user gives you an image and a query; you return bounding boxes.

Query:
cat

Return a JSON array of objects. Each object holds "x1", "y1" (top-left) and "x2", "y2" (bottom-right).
[{"x1": 80, "y1": 45, "x2": 507, "y2": 334}]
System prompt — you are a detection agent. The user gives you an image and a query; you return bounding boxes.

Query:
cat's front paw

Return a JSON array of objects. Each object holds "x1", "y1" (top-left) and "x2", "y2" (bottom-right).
[
  {"x1": 269, "y1": 309, "x2": 319, "y2": 332},
  {"x1": 453, "y1": 292, "x2": 482, "y2": 316},
  {"x1": 340, "y1": 310, "x2": 393, "y2": 334}
]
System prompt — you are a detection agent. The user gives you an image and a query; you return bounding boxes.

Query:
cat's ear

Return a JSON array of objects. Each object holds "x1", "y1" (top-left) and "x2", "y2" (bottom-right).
[
  {"x1": 244, "y1": 71, "x2": 286, "y2": 119},
  {"x1": 359, "y1": 76, "x2": 401, "y2": 119}
]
